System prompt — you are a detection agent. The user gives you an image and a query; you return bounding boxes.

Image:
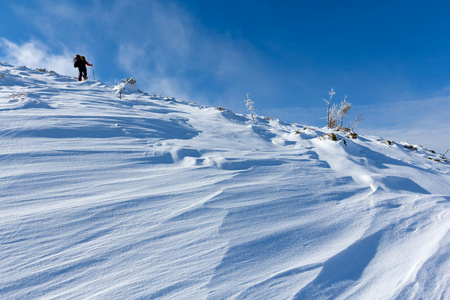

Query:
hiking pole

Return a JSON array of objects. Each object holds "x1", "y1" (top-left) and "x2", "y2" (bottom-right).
[{"x1": 91, "y1": 65, "x2": 96, "y2": 81}]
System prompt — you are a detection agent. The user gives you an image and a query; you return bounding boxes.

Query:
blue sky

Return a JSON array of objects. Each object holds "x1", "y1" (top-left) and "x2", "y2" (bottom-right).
[{"x1": 0, "y1": 0, "x2": 449, "y2": 152}]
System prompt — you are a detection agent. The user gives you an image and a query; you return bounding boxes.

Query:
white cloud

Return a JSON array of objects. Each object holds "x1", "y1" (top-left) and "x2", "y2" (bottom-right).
[
  {"x1": 0, "y1": 38, "x2": 74, "y2": 76},
  {"x1": 93, "y1": 0, "x2": 267, "y2": 108}
]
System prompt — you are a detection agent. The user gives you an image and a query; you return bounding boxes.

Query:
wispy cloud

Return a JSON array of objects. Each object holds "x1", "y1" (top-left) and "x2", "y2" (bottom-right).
[
  {"x1": 0, "y1": 38, "x2": 74, "y2": 75},
  {"x1": 10, "y1": 1, "x2": 89, "y2": 41},
  {"x1": 94, "y1": 0, "x2": 269, "y2": 107},
  {"x1": 4, "y1": 0, "x2": 274, "y2": 111}
]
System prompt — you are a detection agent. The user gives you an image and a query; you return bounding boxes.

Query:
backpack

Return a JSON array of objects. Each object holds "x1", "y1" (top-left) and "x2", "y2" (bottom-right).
[{"x1": 73, "y1": 55, "x2": 82, "y2": 68}]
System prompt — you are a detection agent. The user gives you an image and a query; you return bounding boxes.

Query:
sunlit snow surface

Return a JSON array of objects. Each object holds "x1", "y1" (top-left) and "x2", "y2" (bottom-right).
[{"x1": 1, "y1": 62, "x2": 449, "y2": 299}]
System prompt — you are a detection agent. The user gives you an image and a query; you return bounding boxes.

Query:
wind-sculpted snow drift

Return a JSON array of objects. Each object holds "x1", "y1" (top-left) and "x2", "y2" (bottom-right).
[{"x1": 0, "y1": 62, "x2": 449, "y2": 299}]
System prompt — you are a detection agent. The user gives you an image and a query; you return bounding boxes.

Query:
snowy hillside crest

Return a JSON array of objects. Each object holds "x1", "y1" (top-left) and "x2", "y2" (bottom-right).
[{"x1": 1, "y1": 62, "x2": 449, "y2": 299}]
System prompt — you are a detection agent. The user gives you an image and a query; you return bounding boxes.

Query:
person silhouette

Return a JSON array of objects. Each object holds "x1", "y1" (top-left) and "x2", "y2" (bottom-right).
[{"x1": 73, "y1": 54, "x2": 93, "y2": 81}]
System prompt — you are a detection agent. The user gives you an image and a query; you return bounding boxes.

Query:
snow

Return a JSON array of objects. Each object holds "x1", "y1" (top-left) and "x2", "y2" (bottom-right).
[{"x1": 0, "y1": 61, "x2": 449, "y2": 299}]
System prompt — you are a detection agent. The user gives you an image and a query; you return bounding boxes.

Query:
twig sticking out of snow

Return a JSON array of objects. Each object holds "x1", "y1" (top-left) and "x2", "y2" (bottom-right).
[{"x1": 442, "y1": 148, "x2": 449, "y2": 159}]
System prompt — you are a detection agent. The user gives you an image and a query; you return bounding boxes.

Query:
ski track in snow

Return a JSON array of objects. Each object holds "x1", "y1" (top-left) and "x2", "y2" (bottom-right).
[{"x1": 0, "y1": 62, "x2": 449, "y2": 299}]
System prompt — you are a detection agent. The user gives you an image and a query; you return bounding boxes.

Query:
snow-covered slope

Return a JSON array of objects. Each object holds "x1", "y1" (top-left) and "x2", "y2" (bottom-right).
[{"x1": 1, "y1": 62, "x2": 449, "y2": 299}]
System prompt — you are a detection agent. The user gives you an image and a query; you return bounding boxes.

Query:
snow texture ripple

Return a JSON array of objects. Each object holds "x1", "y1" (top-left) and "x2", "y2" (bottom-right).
[{"x1": 0, "y1": 62, "x2": 449, "y2": 299}]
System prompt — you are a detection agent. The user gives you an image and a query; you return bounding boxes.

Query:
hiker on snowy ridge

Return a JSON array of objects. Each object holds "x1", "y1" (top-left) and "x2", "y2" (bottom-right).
[{"x1": 73, "y1": 54, "x2": 92, "y2": 81}]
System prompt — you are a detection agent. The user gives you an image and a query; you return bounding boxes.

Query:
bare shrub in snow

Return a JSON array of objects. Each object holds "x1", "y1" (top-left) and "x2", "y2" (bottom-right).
[
  {"x1": 123, "y1": 77, "x2": 136, "y2": 85},
  {"x1": 324, "y1": 88, "x2": 335, "y2": 127},
  {"x1": 349, "y1": 113, "x2": 363, "y2": 132},
  {"x1": 337, "y1": 97, "x2": 351, "y2": 127},
  {"x1": 347, "y1": 132, "x2": 358, "y2": 139},
  {"x1": 35, "y1": 68, "x2": 54, "y2": 75},
  {"x1": 318, "y1": 132, "x2": 339, "y2": 142},
  {"x1": 329, "y1": 103, "x2": 339, "y2": 127},
  {"x1": 324, "y1": 89, "x2": 353, "y2": 129},
  {"x1": 12, "y1": 92, "x2": 28, "y2": 100},
  {"x1": 245, "y1": 92, "x2": 256, "y2": 122},
  {"x1": 329, "y1": 132, "x2": 338, "y2": 141},
  {"x1": 114, "y1": 77, "x2": 138, "y2": 99},
  {"x1": 404, "y1": 145, "x2": 417, "y2": 151}
]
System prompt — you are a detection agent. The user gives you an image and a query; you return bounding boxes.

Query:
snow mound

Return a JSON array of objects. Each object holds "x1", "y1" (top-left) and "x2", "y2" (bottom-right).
[
  {"x1": 113, "y1": 77, "x2": 141, "y2": 97},
  {"x1": 0, "y1": 63, "x2": 449, "y2": 299}
]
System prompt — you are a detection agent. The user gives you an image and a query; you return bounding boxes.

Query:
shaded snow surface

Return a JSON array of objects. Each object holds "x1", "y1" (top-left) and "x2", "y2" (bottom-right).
[{"x1": 1, "y1": 62, "x2": 449, "y2": 299}]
